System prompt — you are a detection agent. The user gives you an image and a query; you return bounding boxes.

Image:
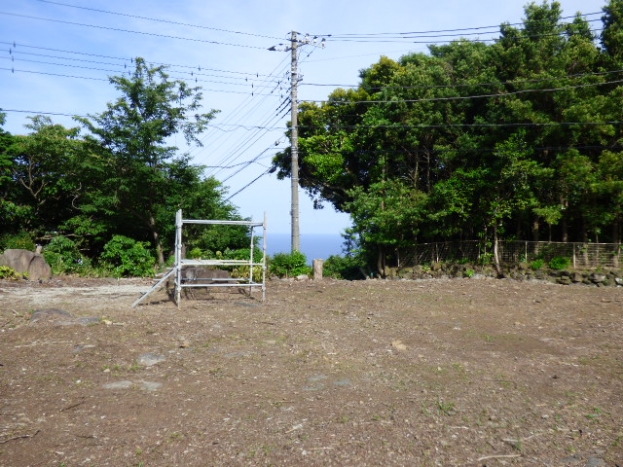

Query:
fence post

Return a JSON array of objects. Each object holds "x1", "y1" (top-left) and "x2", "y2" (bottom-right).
[{"x1": 313, "y1": 259, "x2": 324, "y2": 280}]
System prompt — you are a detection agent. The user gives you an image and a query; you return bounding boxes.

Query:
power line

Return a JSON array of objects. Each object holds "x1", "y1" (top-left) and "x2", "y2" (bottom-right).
[
  {"x1": 0, "y1": 41, "x2": 276, "y2": 78},
  {"x1": 3, "y1": 55, "x2": 280, "y2": 88},
  {"x1": 0, "y1": 11, "x2": 271, "y2": 50},
  {"x1": 0, "y1": 65, "x2": 278, "y2": 96},
  {"x1": 224, "y1": 169, "x2": 271, "y2": 202},
  {"x1": 303, "y1": 78, "x2": 623, "y2": 105},
  {"x1": 220, "y1": 145, "x2": 283, "y2": 182},
  {"x1": 3, "y1": 107, "x2": 621, "y2": 132},
  {"x1": 36, "y1": 0, "x2": 285, "y2": 41},
  {"x1": 8, "y1": 50, "x2": 281, "y2": 83},
  {"x1": 195, "y1": 56, "x2": 290, "y2": 166},
  {"x1": 300, "y1": 121, "x2": 623, "y2": 130},
  {"x1": 320, "y1": 27, "x2": 603, "y2": 44},
  {"x1": 312, "y1": 11, "x2": 601, "y2": 38},
  {"x1": 0, "y1": 66, "x2": 108, "y2": 81},
  {"x1": 302, "y1": 68, "x2": 623, "y2": 91}
]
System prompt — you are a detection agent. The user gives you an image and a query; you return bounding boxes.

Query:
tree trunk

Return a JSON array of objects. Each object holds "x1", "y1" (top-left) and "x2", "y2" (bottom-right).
[
  {"x1": 376, "y1": 246, "x2": 386, "y2": 279},
  {"x1": 493, "y1": 223, "x2": 503, "y2": 278},
  {"x1": 561, "y1": 196, "x2": 568, "y2": 242},
  {"x1": 532, "y1": 218, "x2": 540, "y2": 242},
  {"x1": 149, "y1": 214, "x2": 165, "y2": 267}
]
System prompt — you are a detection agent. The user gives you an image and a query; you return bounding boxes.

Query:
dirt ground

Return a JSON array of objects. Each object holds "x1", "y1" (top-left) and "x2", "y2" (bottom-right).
[{"x1": 1, "y1": 276, "x2": 622, "y2": 467}]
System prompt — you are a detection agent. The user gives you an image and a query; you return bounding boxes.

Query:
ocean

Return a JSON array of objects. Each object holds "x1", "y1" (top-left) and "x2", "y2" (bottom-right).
[{"x1": 265, "y1": 233, "x2": 344, "y2": 263}]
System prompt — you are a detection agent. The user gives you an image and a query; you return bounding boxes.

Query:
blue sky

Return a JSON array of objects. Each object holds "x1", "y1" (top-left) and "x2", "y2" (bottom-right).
[{"x1": 0, "y1": 0, "x2": 607, "y2": 236}]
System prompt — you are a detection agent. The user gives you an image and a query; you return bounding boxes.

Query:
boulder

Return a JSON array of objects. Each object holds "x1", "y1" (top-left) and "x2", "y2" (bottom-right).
[
  {"x1": 181, "y1": 266, "x2": 231, "y2": 284},
  {"x1": 590, "y1": 273, "x2": 607, "y2": 284},
  {"x1": 571, "y1": 272, "x2": 584, "y2": 283},
  {"x1": 0, "y1": 249, "x2": 51, "y2": 281}
]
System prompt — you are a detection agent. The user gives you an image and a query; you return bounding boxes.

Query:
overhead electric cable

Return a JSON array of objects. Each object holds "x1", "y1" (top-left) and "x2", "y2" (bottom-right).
[
  {"x1": 194, "y1": 55, "x2": 290, "y2": 162},
  {"x1": 0, "y1": 65, "x2": 107, "y2": 81},
  {"x1": 303, "y1": 79, "x2": 623, "y2": 105},
  {"x1": 312, "y1": 11, "x2": 600, "y2": 38},
  {"x1": 0, "y1": 11, "x2": 270, "y2": 50},
  {"x1": 3, "y1": 108, "x2": 622, "y2": 132},
  {"x1": 4, "y1": 55, "x2": 280, "y2": 87},
  {"x1": 224, "y1": 169, "x2": 271, "y2": 202},
  {"x1": 35, "y1": 0, "x2": 284, "y2": 41},
  {"x1": 8, "y1": 50, "x2": 281, "y2": 83},
  {"x1": 317, "y1": 26, "x2": 602, "y2": 44},
  {"x1": 0, "y1": 63, "x2": 276, "y2": 95},
  {"x1": 0, "y1": 41, "x2": 275, "y2": 77},
  {"x1": 302, "y1": 68, "x2": 623, "y2": 90}
]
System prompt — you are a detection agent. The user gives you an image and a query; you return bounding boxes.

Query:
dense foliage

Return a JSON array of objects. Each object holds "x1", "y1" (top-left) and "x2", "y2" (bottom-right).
[
  {"x1": 273, "y1": 0, "x2": 623, "y2": 274},
  {"x1": 0, "y1": 59, "x2": 251, "y2": 275},
  {"x1": 269, "y1": 251, "x2": 312, "y2": 278}
]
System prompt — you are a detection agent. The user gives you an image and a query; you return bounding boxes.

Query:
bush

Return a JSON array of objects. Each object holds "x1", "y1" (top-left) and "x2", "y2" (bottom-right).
[
  {"x1": 269, "y1": 251, "x2": 310, "y2": 278},
  {"x1": 549, "y1": 256, "x2": 571, "y2": 270},
  {"x1": 100, "y1": 235, "x2": 155, "y2": 277},
  {"x1": 323, "y1": 254, "x2": 364, "y2": 280},
  {"x1": 530, "y1": 258, "x2": 545, "y2": 271},
  {"x1": 0, "y1": 265, "x2": 22, "y2": 280},
  {"x1": 0, "y1": 231, "x2": 35, "y2": 251},
  {"x1": 187, "y1": 247, "x2": 204, "y2": 259},
  {"x1": 43, "y1": 235, "x2": 85, "y2": 274}
]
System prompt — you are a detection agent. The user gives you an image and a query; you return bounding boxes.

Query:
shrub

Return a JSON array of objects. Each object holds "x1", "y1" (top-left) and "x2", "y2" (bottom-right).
[
  {"x1": 187, "y1": 247, "x2": 204, "y2": 259},
  {"x1": 100, "y1": 235, "x2": 155, "y2": 277},
  {"x1": 43, "y1": 235, "x2": 85, "y2": 274},
  {"x1": 0, "y1": 231, "x2": 35, "y2": 251},
  {"x1": 549, "y1": 256, "x2": 571, "y2": 270},
  {"x1": 323, "y1": 254, "x2": 363, "y2": 280},
  {"x1": 269, "y1": 251, "x2": 310, "y2": 278},
  {"x1": 0, "y1": 265, "x2": 22, "y2": 280},
  {"x1": 530, "y1": 258, "x2": 545, "y2": 271}
]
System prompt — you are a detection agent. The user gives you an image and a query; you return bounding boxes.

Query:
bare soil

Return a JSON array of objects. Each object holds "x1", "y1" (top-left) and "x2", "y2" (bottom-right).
[{"x1": 1, "y1": 276, "x2": 622, "y2": 466}]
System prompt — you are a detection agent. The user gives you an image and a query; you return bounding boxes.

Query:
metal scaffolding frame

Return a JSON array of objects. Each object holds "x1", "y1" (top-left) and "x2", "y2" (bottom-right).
[
  {"x1": 173, "y1": 210, "x2": 267, "y2": 306},
  {"x1": 132, "y1": 210, "x2": 266, "y2": 308}
]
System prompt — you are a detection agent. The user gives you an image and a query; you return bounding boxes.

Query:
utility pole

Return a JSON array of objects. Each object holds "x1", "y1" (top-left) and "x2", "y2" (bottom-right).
[
  {"x1": 269, "y1": 32, "x2": 324, "y2": 253},
  {"x1": 289, "y1": 31, "x2": 300, "y2": 253}
]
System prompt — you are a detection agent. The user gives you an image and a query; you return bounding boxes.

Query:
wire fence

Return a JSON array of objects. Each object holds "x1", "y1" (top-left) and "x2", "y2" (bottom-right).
[{"x1": 399, "y1": 240, "x2": 623, "y2": 269}]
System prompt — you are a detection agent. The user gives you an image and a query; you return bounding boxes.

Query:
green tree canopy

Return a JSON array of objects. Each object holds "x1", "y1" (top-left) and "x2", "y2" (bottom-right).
[
  {"x1": 272, "y1": 0, "x2": 623, "y2": 274},
  {"x1": 76, "y1": 57, "x2": 220, "y2": 266}
]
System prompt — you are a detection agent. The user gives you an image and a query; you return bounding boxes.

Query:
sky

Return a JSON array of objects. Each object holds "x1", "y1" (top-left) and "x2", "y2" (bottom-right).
[{"x1": 0, "y1": 0, "x2": 608, "y2": 238}]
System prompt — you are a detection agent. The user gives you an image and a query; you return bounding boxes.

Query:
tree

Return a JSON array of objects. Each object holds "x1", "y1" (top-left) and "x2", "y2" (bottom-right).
[
  {"x1": 602, "y1": 0, "x2": 623, "y2": 62},
  {"x1": 0, "y1": 112, "x2": 18, "y2": 233},
  {"x1": 77, "y1": 58, "x2": 219, "y2": 266},
  {"x1": 2, "y1": 116, "x2": 85, "y2": 239},
  {"x1": 271, "y1": 1, "x2": 623, "y2": 273}
]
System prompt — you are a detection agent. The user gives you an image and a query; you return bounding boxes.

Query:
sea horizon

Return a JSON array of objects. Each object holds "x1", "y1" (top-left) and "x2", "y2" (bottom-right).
[{"x1": 265, "y1": 232, "x2": 345, "y2": 263}]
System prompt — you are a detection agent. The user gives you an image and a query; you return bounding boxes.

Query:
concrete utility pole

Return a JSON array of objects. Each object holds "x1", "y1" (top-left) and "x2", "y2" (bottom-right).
[
  {"x1": 290, "y1": 31, "x2": 300, "y2": 253},
  {"x1": 270, "y1": 32, "x2": 325, "y2": 252}
]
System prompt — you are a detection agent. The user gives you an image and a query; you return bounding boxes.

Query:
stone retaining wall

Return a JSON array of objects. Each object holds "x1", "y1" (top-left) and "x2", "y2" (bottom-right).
[{"x1": 390, "y1": 262, "x2": 623, "y2": 286}]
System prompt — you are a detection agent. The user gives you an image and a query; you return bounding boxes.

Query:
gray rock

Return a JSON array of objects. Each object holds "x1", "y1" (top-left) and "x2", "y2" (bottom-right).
[
  {"x1": 334, "y1": 379, "x2": 352, "y2": 387},
  {"x1": 615, "y1": 277, "x2": 623, "y2": 286},
  {"x1": 571, "y1": 272, "x2": 584, "y2": 283},
  {"x1": 590, "y1": 273, "x2": 607, "y2": 284},
  {"x1": 585, "y1": 457, "x2": 605, "y2": 467},
  {"x1": 0, "y1": 249, "x2": 51, "y2": 281},
  {"x1": 73, "y1": 344, "x2": 96, "y2": 354},
  {"x1": 30, "y1": 308, "x2": 72, "y2": 322},
  {"x1": 181, "y1": 266, "x2": 231, "y2": 284},
  {"x1": 103, "y1": 380, "x2": 133, "y2": 389},
  {"x1": 557, "y1": 276, "x2": 572, "y2": 285},
  {"x1": 75, "y1": 317, "x2": 101, "y2": 326},
  {"x1": 137, "y1": 353, "x2": 166, "y2": 367},
  {"x1": 139, "y1": 381, "x2": 162, "y2": 391}
]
